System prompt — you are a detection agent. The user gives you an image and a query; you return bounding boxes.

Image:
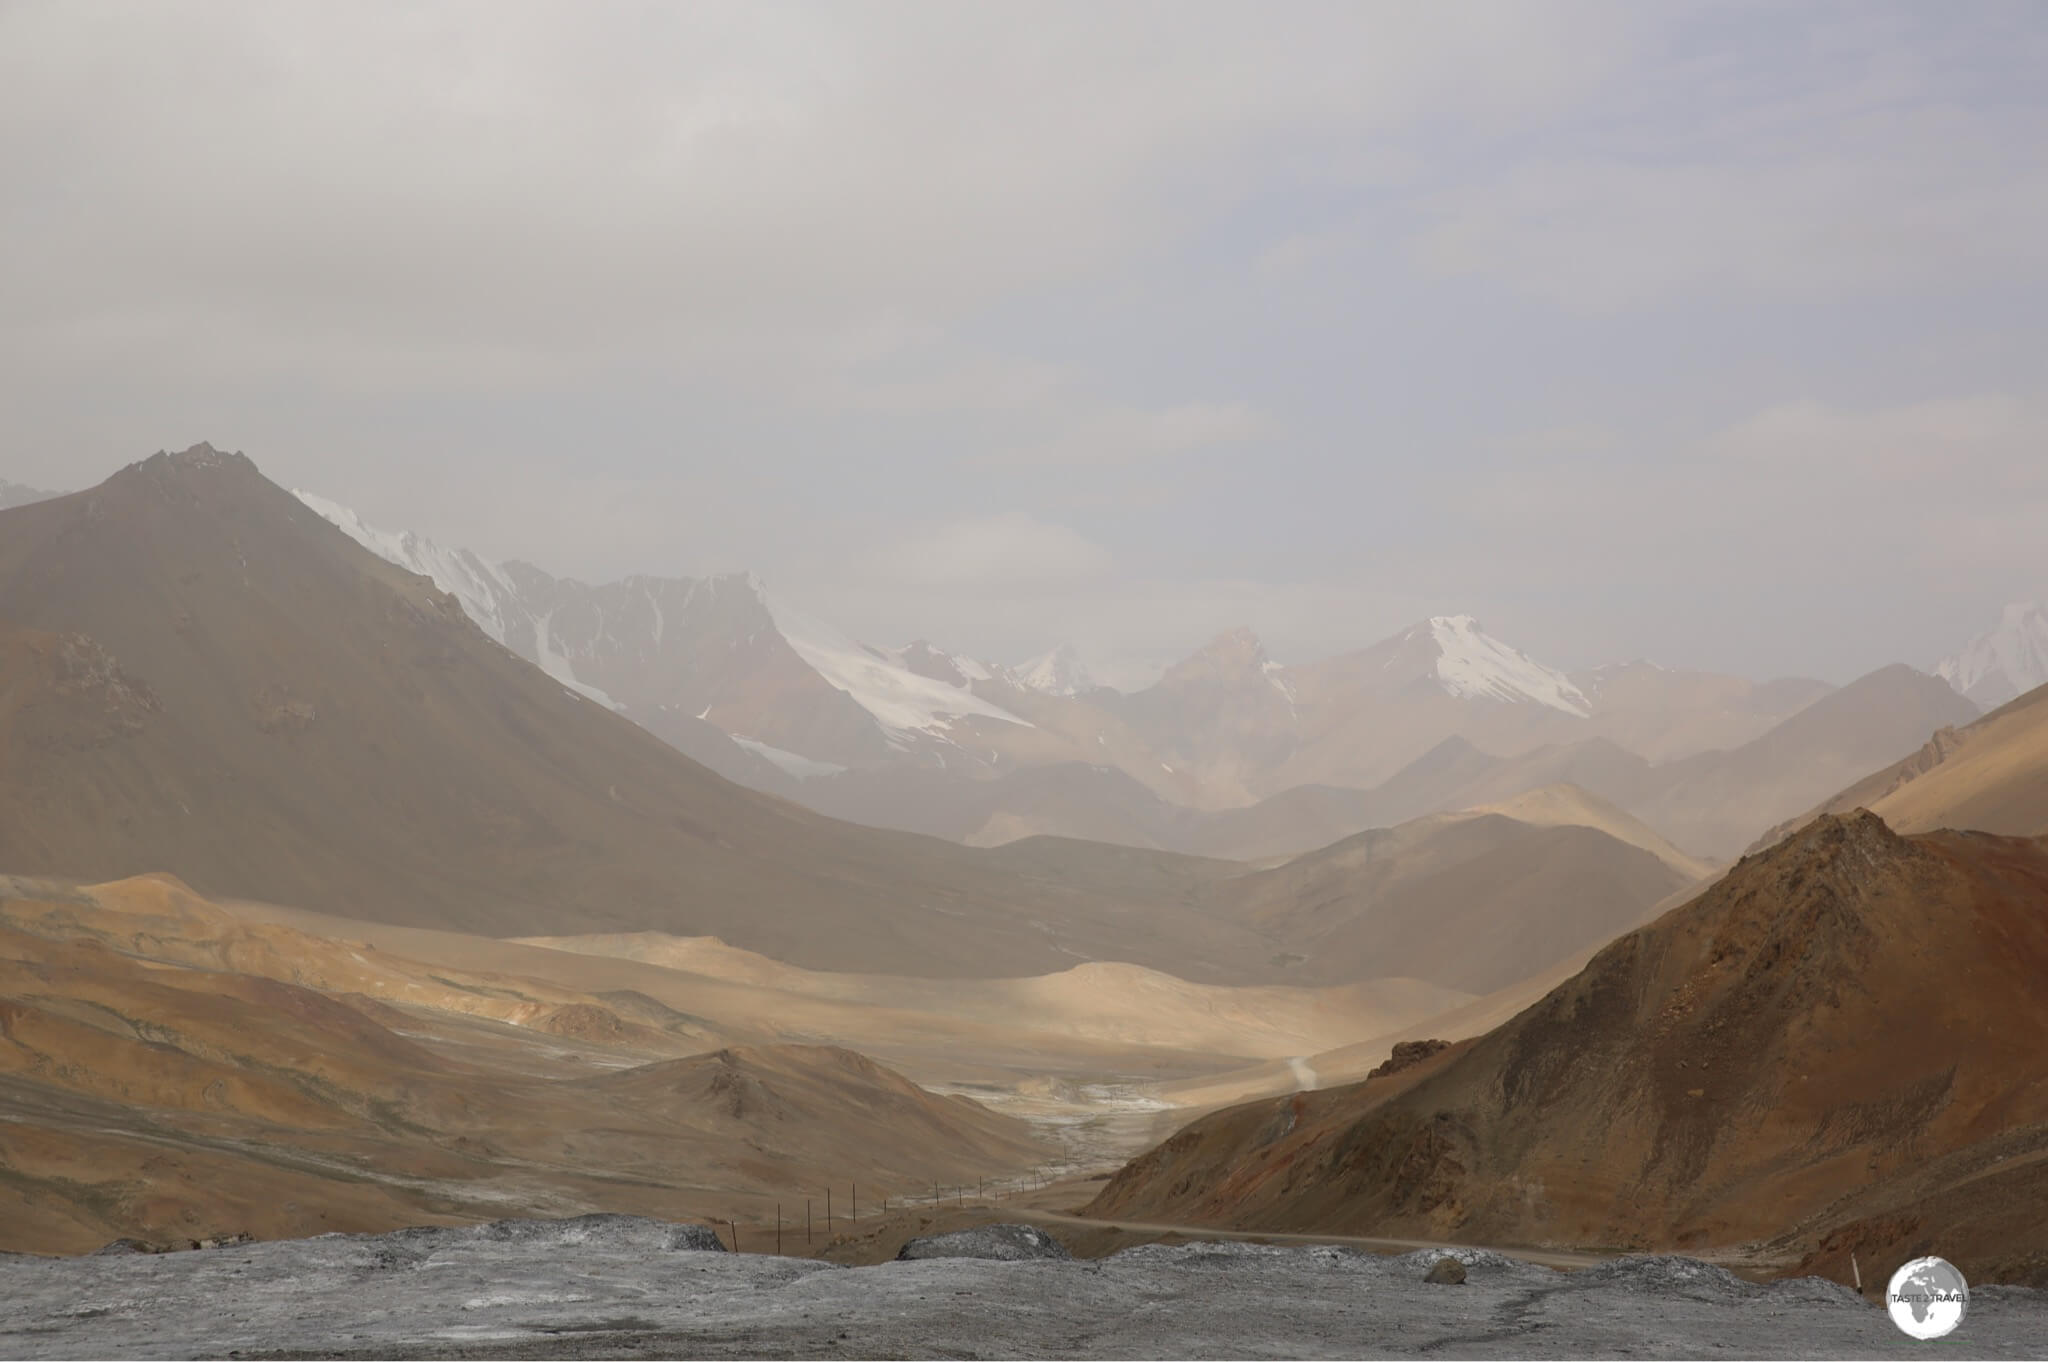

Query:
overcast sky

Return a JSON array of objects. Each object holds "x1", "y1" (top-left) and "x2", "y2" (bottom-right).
[{"x1": 5, "y1": 1, "x2": 2045, "y2": 685}]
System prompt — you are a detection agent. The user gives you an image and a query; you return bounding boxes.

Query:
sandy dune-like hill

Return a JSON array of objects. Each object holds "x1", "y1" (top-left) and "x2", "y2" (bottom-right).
[
  {"x1": 1464, "y1": 784, "x2": 1715, "y2": 881},
  {"x1": 1088, "y1": 812, "x2": 2048, "y2": 1286},
  {"x1": 514, "y1": 933, "x2": 1474, "y2": 1061}
]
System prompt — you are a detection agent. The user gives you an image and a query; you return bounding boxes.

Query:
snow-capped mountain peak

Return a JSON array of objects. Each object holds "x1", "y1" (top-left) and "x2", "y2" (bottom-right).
[
  {"x1": 1424, "y1": 614, "x2": 1591, "y2": 717},
  {"x1": 1937, "y1": 601, "x2": 2048, "y2": 709},
  {"x1": 1016, "y1": 642, "x2": 1096, "y2": 697},
  {"x1": 762, "y1": 598, "x2": 1031, "y2": 741}
]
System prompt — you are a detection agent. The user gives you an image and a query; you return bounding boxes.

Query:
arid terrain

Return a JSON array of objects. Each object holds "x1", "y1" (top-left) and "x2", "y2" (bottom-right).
[
  {"x1": 11, "y1": 7, "x2": 2048, "y2": 1354},
  {"x1": 1086, "y1": 813, "x2": 2048, "y2": 1288},
  {"x1": 4, "y1": 448, "x2": 2044, "y2": 1307},
  {"x1": 0, "y1": 865, "x2": 1486, "y2": 1255}
]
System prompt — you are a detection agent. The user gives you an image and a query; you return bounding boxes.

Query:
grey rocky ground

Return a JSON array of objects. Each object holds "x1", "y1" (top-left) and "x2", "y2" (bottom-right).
[
  {"x1": 3, "y1": 1216, "x2": 2044, "y2": 1359},
  {"x1": 896, "y1": 1224, "x2": 1070, "y2": 1262}
]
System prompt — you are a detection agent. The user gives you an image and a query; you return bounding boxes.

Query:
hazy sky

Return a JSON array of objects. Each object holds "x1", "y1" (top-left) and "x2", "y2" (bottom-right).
[{"x1": 5, "y1": 1, "x2": 2045, "y2": 685}]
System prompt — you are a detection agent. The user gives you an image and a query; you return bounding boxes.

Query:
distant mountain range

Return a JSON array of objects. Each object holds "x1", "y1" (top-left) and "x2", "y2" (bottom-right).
[
  {"x1": 8, "y1": 467, "x2": 2009, "y2": 862},
  {"x1": 0, "y1": 444, "x2": 1720, "y2": 994},
  {"x1": 285, "y1": 488, "x2": 2001, "y2": 861},
  {"x1": 0, "y1": 478, "x2": 60, "y2": 510}
]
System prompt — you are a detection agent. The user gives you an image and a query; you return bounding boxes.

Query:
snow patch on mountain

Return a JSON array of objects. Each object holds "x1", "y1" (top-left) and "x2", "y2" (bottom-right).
[
  {"x1": 529, "y1": 609, "x2": 624, "y2": 710},
  {"x1": 1428, "y1": 615, "x2": 1591, "y2": 717},
  {"x1": 1937, "y1": 602, "x2": 2048, "y2": 709},
  {"x1": 765, "y1": 598, "x2": 1032, "y2": 738},
  {"x1": 1261, "y1": 658, "x2": 1297, "y2": 704},
  {"x1": 948, "y1": 653, "x2": 994, "y2": 684},
  {"x1": 1015, "y1": 643, "x2": 1100, "y2": 697},
  {"x1": 730, "y1": 736, "x2": 849, "y2": 781},
  {"x1": 882, "y1": 641, "x2": 999, "y2": 689}
]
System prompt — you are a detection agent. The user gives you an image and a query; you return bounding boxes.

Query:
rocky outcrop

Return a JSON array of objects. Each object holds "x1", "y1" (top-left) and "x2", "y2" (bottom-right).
[{"x1": 896, "y1": 1223, "x2": 1070, "y2": 1262}]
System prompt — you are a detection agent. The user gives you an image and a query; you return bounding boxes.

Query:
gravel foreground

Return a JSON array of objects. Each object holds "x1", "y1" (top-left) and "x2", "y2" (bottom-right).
[{"x1": 3, "y1": 1216, "x2": 2045, "y2": 1360}]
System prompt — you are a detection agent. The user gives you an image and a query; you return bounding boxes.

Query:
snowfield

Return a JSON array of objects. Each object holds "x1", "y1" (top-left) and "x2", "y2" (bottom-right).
[{"x1": 1427, "y1": 615, "x2": 1592, "y2": 716}]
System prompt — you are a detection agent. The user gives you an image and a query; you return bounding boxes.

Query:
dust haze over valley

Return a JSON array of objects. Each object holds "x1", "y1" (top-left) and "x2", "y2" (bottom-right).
[{"x1": 7, "y1": 3, "x2": 2048, "y2": 1359}]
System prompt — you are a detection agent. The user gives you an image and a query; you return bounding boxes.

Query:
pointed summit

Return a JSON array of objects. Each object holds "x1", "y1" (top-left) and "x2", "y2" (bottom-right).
[
  {"x1": 1404, "y1": 614, "x2": 1590, "y2": 716},
  {"x1": 1161, "y1": 626, "x2": 1269, "y2": 685},
  {"x1": 1015, "y1": 642, "x2": 1096, "y2": 697},
  {"x1": 148, "y1": 442, "x2": 258, "y2": 475},
  {"x1": 94, "y1": 443, "x2": 274, "y2": 518}
]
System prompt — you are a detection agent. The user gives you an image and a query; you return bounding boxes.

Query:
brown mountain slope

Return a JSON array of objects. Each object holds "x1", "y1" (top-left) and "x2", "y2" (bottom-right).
[
  {"x1": 0, "y1": 446, "x2": 1275, "y2": 981},
  {"x1": 1193, "y1": 807, "x2": 1696, "y2": 993},
  {"x1": 1754, "y1": 679, "x2": 2048, "y2": 852},
  {"x1": 0, "y1": 872, "x2": 720, "y2": 1053},
  {"x1": 1086, "y1": 813, "x2": 2048, "y2": 1283},
  {"x1": 0, "y1": 876, "x2": 1046, "y2": 1255}
]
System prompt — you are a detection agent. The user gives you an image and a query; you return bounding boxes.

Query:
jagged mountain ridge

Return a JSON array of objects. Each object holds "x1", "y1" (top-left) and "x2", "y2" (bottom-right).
[
  {"x1": 283, "y1": 490, "x2": 1970, "y2": 862},
  {"x1": 295, "y1": 493, "x2": 1766, "y2": 811},
  {"x1": 1105, "y1": 623, "x2": 1847, "y2": 810}
]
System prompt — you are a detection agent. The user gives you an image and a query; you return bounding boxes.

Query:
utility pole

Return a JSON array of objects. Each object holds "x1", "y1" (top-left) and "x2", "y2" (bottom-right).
[
  {"x1": 826, "y1": 1186, "x2": 833, "y2": 1236},
  {"x1": 852, "y1": 1183, "x2": 857, "y2": 1223},
  {"x1": 806, "y1": 1199, "x2": 812, "y2": 1245},
  {"x1": 776, "y1": 1205, "x2": 782, "y2": 1256}
]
